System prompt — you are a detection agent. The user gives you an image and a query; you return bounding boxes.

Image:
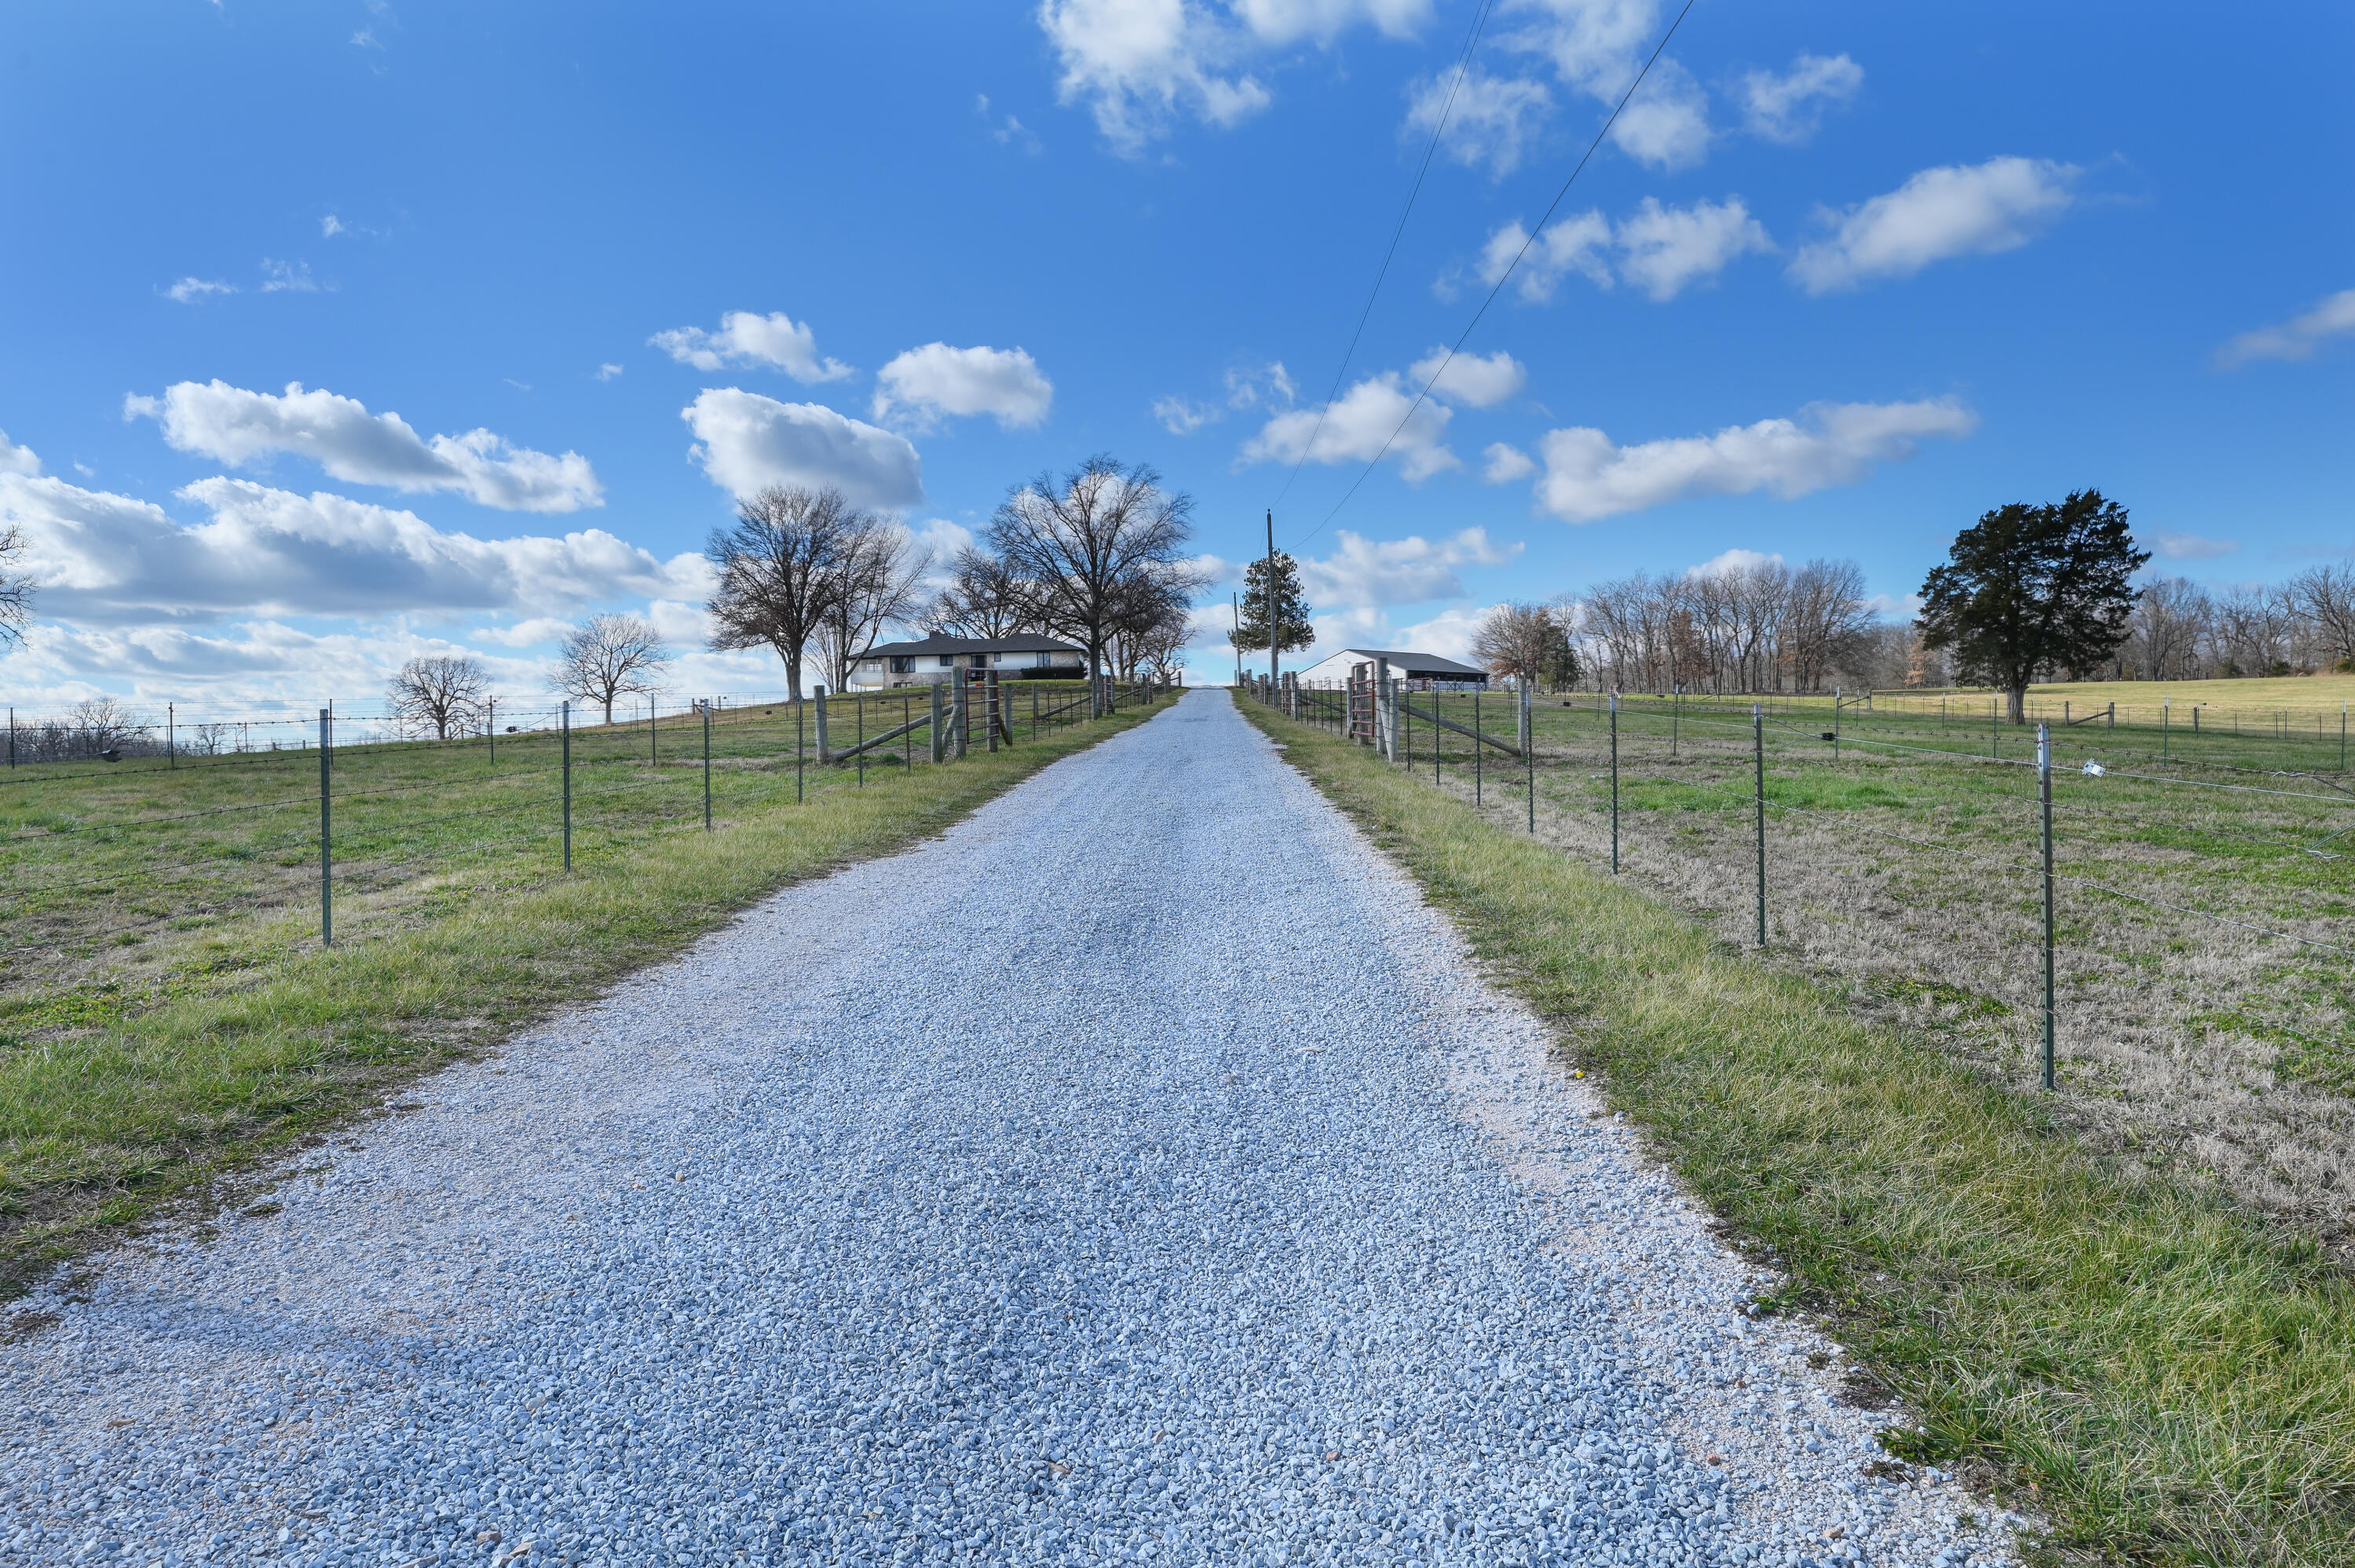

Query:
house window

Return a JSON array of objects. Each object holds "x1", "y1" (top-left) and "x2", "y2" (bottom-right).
[
  {"x1": 890, "y1": 656, "x2": 913, "y2": 674},
  {"x1": 938, "y1": 655, "x2": 956, "y2": 668}
]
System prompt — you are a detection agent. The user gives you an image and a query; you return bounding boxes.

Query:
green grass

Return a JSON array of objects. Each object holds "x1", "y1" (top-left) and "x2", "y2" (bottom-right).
[
  {"x1": 1241, "y1": 698, "x2": 2355, "y2": 1568},
  {"x1": 0, "y1": 687, "x2": 1162, "y2": 1289}
]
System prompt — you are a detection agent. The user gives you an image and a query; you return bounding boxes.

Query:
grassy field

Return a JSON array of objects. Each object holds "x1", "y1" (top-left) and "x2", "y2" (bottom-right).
[
  {"x1": 0, "y1": 682, "x2": 1155, "y2": 1289},
  {"x1": 1626, "y1": 677, "x2": 2354, "y2": 759},
  {"x1": 1240, "y1": 694, "x2": 2355, "y2": 1568},
  {"x1": 1283, "y1": 682, "x2": 2355, "y2": 1252}
]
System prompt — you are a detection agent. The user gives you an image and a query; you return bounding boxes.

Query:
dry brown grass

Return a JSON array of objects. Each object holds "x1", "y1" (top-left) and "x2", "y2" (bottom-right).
[{"x1": 1371, "y1": 693, "x2": 2355, "y2": 1255}]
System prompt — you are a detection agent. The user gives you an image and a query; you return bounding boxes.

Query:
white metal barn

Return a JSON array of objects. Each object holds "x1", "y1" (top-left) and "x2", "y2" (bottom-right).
[{"x1": 1292, "y1": 647, "x2": 1489, "y2": 688}]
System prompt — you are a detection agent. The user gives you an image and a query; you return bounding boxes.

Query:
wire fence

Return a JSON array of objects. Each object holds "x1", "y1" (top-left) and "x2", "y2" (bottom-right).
[
  {"x1": 1244, "y1": 668, "x2": 2355, "y2": 1243},
  {"x1": 0, "y1": 676, "x2": 1168, "y2": 992}
]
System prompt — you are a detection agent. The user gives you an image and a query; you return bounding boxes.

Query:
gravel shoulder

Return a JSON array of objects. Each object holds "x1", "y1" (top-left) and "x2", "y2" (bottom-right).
[{"x1": 2, "y1": 689, "x2": 2021, "y2": 1567}]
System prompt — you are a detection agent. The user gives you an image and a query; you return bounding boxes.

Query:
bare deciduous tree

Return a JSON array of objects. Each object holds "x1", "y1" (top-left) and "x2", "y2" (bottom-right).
[
  {"x1": 705, "y1": 485, "x2": 858, "y2": 701},
  {"x1": 554, "y1": 613, "x2": 672, "y2": 723},
  {"x1": 1106, "y1": 564, "x2": 1207, "y2": 682},
  {"x1": 925, "y1": 548, "x2": 1037, "y2": 639},
  {"x1": 988, "y1": 456, "x2": 1196, "y2": 709},
  {"x1": 0, "y1": 525, "x2": 32, "y2": 648},
  {"x1": 811, "y1": 514, "x2": 931, "y2": 694},
  {"x1": 2287, "y1": 563, "x2": 2355, "y2": 671},
  {"x1": 71, "y1": 696, "x2": 143, "y2": 757},
  {"x1": 192, "y1": 721, "x2": 233, "y2": 756},
  {"x1": 388, "y1": 655, "x2": 488, "y2": 740}
]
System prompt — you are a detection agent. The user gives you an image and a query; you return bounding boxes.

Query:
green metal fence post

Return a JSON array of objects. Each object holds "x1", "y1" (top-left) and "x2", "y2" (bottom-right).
[
  {"x1": 561, "y1": 700, "x2": 572, "y2": 872},
  {"x1": 701, "y1": 699, "x2": 712, "y2": 832},
  {"x1": 1753, "y1": 703, "x2": 1766, "y2": 948},
  {"x1": 1473, "y1": 687, "x2": 1483, "y2": 806},
  {"x1": 2039, "y1": 722, "x2": 2056, "y2": 1091},
  {"x1": 1609, "y1": 690, "x2": 1620, "y2": 873},
  {"x1": 319, "y1": 707, "x2": 332, "y2": 946}
]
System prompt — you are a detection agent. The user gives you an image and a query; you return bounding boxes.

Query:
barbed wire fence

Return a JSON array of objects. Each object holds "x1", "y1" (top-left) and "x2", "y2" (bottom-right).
[
  {"x1": 0, "y1": 676, "x2": 1168, "y2": 981},
  {"x1": 1243, "y1": 667, "x2": 2355, "y2": 1239}
]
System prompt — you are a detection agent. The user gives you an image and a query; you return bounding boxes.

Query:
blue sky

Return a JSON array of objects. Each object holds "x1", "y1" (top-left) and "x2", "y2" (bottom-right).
[{"x1": 2, "y1": 0, "x2": 2349, "y2": 711}]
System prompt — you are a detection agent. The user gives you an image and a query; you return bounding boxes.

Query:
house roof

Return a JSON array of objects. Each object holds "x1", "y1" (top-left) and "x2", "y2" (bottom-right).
[
  {"x1": 861, "y1": 632, "x2": 1085, "y2": 659},
  {"x1": 1315, "y1": 647, "x2": 1487, "y2": 678}
]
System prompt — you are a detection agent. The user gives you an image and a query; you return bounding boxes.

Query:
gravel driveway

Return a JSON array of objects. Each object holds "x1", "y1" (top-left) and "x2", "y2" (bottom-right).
[{"x1": 2, "y1": 689, "x2": 2017, "y2": 1568}]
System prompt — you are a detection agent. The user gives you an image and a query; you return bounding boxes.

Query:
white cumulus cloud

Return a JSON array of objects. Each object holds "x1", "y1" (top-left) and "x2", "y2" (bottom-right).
[
  {"x1": 1614, "y1": 196, "x2": 1773, "y2": 301},
  {"x1": 1040, "y1": 0, "x2": 1430, "y2": 153},
  {"x1": 1407, "y1": 348, "x2": 1527, "y2": 408},
  {"x1": 648, "y1": 310, "x2": 854, "y2": 382},
  {"x1": 1604, "y1": 57, "x2": 1710, "y2": 170},
  {"x1": 1477, "y1": 197, "x2": 1767, "y2": 302},
  {"x1": 0, "y1": 470, "x2": 700, "y2": 627},
  {"x1": 1788, "y1": 156, "x2": 2080, "y2": 294},
  {"x1": 1686, "y1": 546, "x2": 1783, "y2": 579},
  {"x1": 872, "y1": 343, "x2": 1054, "y2": 431},
  {"x1": 679, "y1": 389, "x2": 924, "y2": 509},
  {"x1": 1154, "y1": 396, "x2": 1221, "y2": 434},
  {"x1": 1529, "y1": 397, "x2": 1978, "y2": 522},
  {"x1": 124, "y1": 380, "x2": 603, "y2": 513},
  {"x1": 1300, "y1": 526, "x2": 1520, "y2": 608},
  {"x1": 1483, "y1": 442, "x2": 1536, "y2": 483},
  {"x1": 1737, "y1": 52, "x2": 1862, "y2": 143},
  {"x1": 1241, "y1": 371, "x2": 1457, "y2": 483},
  {"x1": 2214, "y1": 289, "x2": 2355, "y2": 368},
  {"x1": 1495, "y1": 0, "x2": 1710, "y2": 170},
  {"x1": 259, "y1": 258, "x2": 322, "y2": 294},
  {"x1": 163, "y1": 277, "x2": 236, "y2": 303},
  {"x1": 1404, "y1": 64, "x2": 1553, "y2": 177},
  {"x1": 1479, "y1": 212, "x2": 1614, "y2": 302},
  {"x1": 0, "y1": 429, "x2": 39, "y2": 477}
]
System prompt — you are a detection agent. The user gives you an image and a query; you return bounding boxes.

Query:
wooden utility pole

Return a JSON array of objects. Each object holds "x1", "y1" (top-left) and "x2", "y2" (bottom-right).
[{"x1": 1266, "y1": 510, "x2": 1279, "y2": 691}]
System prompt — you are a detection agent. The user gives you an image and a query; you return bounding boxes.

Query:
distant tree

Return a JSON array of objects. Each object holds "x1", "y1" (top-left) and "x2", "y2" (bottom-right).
[
  {"x1": 388, "y1": 655, "x2": 488, "y2": 740},
  {"x1": 988, "y1": 455, "x2": 1196, "y2": 710},
  {"x1": 1784, "y1": 559, "x2": 1873, "y2": 693},
  {"x1": 70, "y1": 696, "x2": 143, "y2": 757},
  {"x1": 0, "y1": 524, "x2": 31, "y2": 649},
  {"x1": 2129, "y1": 576, "x2": 2213, "y2": 682},
  {"x1": 1229, "y1": 551, "x2": 1315, "y2": 667},
  {"x1": 1916, "y1": 490, "x2": 2148, "y2": 724},
  {"x1": 925, "y1": 547, "x2": 1037, "y2": 639},
  {"x1": 1471, "y1": 602, "x2": 1572, "y2": 687},
  {"x1": 1109, "y1": 568, "x2": 1205, "y2": 682},
  {"x1": 554, "y1": 613, "x2": 671, "y2": 723},
  {"x1": 2287, "y1": 562, "x2": 2355, "y2": 671},
  {"x1": 705, "y1": 484, "x2": 859, "y2": 700},
  {"x1": 192, "y1": 721, "x2": 233, "y2": 756},
  {"x1": 811, "y1": 514, "x2": 932, "y2": 694},
  {"x1": 1132, "y1": 601, "x2": 1194, "y2": 685}
]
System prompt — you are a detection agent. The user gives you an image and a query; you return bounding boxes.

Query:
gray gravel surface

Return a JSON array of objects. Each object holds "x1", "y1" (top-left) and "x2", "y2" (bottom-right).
[{"x1": 3, "y1": 689, "x2": 2022, "y2": 1567}]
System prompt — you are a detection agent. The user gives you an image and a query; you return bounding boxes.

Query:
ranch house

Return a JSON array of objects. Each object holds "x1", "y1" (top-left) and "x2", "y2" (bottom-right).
[{"x1": 847, "y1": 633, "x2": 1089, "y2": 690}]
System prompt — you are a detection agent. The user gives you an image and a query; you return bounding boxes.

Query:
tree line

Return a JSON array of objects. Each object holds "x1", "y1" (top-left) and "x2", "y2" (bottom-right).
[{"x1": 1470, "y1": 490, "x2": 2354, "y2": 724}]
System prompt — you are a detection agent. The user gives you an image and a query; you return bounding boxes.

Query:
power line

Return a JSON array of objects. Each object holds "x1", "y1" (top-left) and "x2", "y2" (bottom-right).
[
  {"x1": 1292, "y1": 0, "x2": 1700, "y2": 553},
  {"x1": 1269, "y1": 0, "x2": 1501, "y2": 516}
]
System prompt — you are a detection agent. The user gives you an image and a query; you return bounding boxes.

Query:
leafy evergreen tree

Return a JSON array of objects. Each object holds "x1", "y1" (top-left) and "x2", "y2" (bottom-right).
[
  {"x1": 1231, "y1": 551, "x2": 1316, "y2": 660},
  {"x1": 1916, "y1": 489, "x2": 2148, "y2": 724}
]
